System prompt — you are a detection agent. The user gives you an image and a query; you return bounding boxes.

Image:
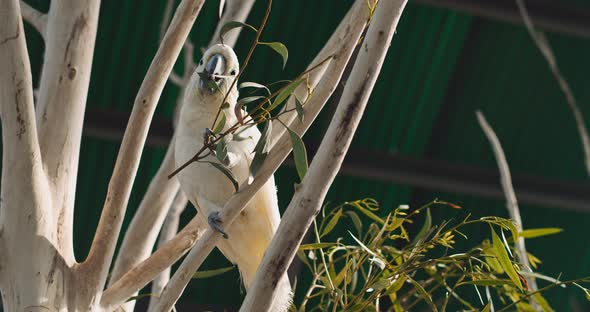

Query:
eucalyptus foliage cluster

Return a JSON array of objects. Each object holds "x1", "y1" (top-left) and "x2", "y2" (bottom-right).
[{"x1": 288, "y1": 199, "x2": 590, "y2": 311}]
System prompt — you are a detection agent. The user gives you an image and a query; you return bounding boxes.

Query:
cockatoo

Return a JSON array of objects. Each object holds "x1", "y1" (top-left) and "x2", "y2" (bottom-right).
[{"x1": 175, "y1": 44, "x2": 292, "y2": 311}]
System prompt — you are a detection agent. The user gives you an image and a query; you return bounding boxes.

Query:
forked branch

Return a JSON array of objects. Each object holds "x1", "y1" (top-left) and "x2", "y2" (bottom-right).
[
  {"x1": 19, "y1": 1, "x2": 46, "y2": 37},
  {"x1": 81, "y1": 0, "x2": 206, "y2": 302},
  {"x1": 240, "y1": 1, "x2": 408, "y2": 310}
]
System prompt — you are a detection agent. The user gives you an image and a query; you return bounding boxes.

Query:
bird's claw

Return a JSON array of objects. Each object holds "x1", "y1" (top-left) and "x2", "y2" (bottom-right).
[{"x1": 208, "y1": 211, "x2": 229, "y2": 239}]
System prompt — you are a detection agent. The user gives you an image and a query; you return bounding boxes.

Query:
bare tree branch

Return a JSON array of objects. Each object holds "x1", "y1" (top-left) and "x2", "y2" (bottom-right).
[
  {"x1": 152, "y1": 3, "x2": 372, "y2": 311},
  {"x1": 147, "y1": 191, "x2": 188, "y2": 312},
  {"x1": 269, "y1": 0, "x2": 363, "y2": 147},
  {"x1": 80, "y1": 0, "x2": 206, "y2": 302},
  {"x1": 515, "y1": 0, "x2": 590, "y2": 177},
  {"x1": 476, "y1": 111, "x2": 539, "y2": 296},
  {"x1": 108, "y1": 140, "x2": 180, "y2": 282},
  {"x1": 107, "y1": 2, "x2": 257, "y2": 309},
  {"x1": 101, "y1": 216, "x2": 204, "y2": 307},
  {"x1": 240, "y1": 1, "x2": 407, "y2": 310},
  {"x1": 19, "y1": 1, "x2": 46, "y2": 37},
  {"x1": 33, "y1": 0, "x2": 101, "y2": 264}
]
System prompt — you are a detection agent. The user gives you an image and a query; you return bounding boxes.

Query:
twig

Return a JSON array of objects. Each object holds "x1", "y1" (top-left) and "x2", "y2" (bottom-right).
[
  {"x1": 210, "y1": 0, "x2": 273, "y2": 129},
  {"x1": 239, "y1": 2, "x2": 407, "y2": 310},
  {"x1": 19, "y1": 1, "x2": 46, "y2": 37},
  {"x1": 515, "y1": 0, "x2": 590, "y2": 177},
  {"x1": 81, "y1": 0, "x2": 206, "y2": 304},
  {"x1": 476, "y1": 112, "x2": 539, "y2": 301},
  {"x1": 209, "y1": 0, "x2": 256, "y2": 48}
]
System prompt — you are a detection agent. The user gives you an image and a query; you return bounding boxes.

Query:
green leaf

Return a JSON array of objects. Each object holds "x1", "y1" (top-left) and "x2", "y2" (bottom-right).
[
  {"x1": 204, "y1": 161, "x2": 239, "y2": 192},
  {"x1": 287, "y1": 127, "x2": 307, "y2": 181},
  {"x1": 407, "y1": 276, "x2": 438, "y2": 312},
  {"x1": 461, "y1": 279, "x2": 514, "y2": 286},
  {"x1": 321, "y1": 208, "x2": 343, "y2": 238},
  {"x1": 519, "y1": 228, "x2": 563, "y2": 239},
  {"x1": 482, "y1": 302, "x2": 492, "y2": 312},
  {"x1": 250, "y1": 121, "x2": 272, "y2": 176},
  {"x1": 299, "y1": 242, "x2": 336, "y2": 250},
  {"x1": 125, "y1": 293, "x2": 156, "y2": 302},
  {"x1": 212, "y1": 111, "x2": 226, "y2": 134},
  {"x1": 239, "y1": 81, "x2": 271, "y2": 94},
  {"x1": 269, "y1": 79, "x2": 304, "y2": 111},
  {"x1": 491, "y1": 228, "x2": 523, "y2": 290},
  {"x1": 219, "y1": 21, "x2": 257, "y2": 42},
  {"x1": 253, "y1": 120, "x2": 272, "y2": 154},
  {"x1": 345, "y1": 210, "x2": 363, "y2": 236},
  {"x1": 237, "y1": 95, "x2": 267, "y2": 107},
  {"x1": 412, "y1": 208, "x2": 432, "y2": 245},
  {"x1": 215, "y1": 139, "x2": 228, "y2": 164},
  {"x1": 192, "y1": 266, "x2": 234, "y2": 279},
  {"x1": 295, "y1": 97, "x2": 305, "y2": 122},
  {"x1": 532, "y1": 293, "x2": 554, "y2": 312},
  {"x1": 260, "y1": 41, "x2": 289, "y2": 69}
]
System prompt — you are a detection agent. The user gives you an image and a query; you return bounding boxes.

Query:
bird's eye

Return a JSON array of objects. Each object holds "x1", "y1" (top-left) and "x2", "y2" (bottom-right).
[{"x1": 230, "y1": 70, "x2": 236, "y2": 76}]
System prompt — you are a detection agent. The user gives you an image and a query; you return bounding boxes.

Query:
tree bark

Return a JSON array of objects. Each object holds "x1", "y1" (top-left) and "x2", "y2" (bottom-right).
[
  {"x1": 239, "y1": 1, "x2": 408, "y2": 310},
  {"x1": 79, "y1": 0, "x2": 206, "y2": 308}
]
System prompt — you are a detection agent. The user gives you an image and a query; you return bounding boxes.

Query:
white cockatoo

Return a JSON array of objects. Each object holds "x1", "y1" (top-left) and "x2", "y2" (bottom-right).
[{"x1": 175, "y1": 44, "x2": 292, "y2": 311}]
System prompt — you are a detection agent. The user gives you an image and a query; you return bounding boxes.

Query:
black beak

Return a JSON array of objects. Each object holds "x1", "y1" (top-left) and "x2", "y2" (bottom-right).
[{"x1": 199, "y1": 54, "x2": 226, "y2": 93}]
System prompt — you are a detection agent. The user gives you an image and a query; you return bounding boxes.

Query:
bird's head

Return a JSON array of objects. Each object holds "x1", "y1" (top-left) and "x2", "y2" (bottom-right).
[{"x1": 191, "y1": 44, "x2": 240, "y2": 101}]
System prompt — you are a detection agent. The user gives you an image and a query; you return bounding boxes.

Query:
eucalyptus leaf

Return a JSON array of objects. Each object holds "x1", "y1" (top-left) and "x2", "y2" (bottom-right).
[
  {"x1": 260, "y1": 41, "x2": 289, "y2": 68},
  {"x1": 519, "y1": 228, "x2": 563, "y2": 239},
  {"x1": 295, "y1": 97, "x2": 305, "y2": 122},
  {"x1": 125, "y1": 293, "x2": 155, "y2": 302},
  {"x1": 287, "y1": 126, "x2": 307, "y2": 181},
  {"x1": 491, "y1": 228, "x2": 523, "y2": 290},
  {"x1": 192, "y1": 266, "x2": 234, "y2": 279},
  {"x1": 204, "y1": 161, "x2": 239, "y2": 192},
  {"x1": 219, "y1": 21, "x2": 257, "y2": 42},
  {"x1": 412, "y1": 208, "x2": 432, "y2": 245},
  {"x1": 407, "y1": 276, "x2": 438, "y2": 312},
  {"x1": 345, "y1": 210, "x2": 363, "y2": 236},
  {"x1": 270, "y1": 79, "x2": 304, "y2": 111},
  {"x1": 215, "y1": 139, "x2": 228, "y2": 165},
  {"x1": 239, "y1": 81, "x2": 271, "y2": 94},
  {"x1": 320, "y1": 208, "x2": 343, "y2": 238},
  {"x1": 299, "y1": 243, "x2": 336, "y2": 250},
  {"x1": 212, "y1": 111, "x2": 226, "y2": 134},
  {"x1": 237, "y1": 95, "x2": 267, "y2": 107}
]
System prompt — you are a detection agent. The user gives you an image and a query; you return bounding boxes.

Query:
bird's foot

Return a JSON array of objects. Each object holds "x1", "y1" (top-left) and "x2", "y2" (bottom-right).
[{"x1": 208, "y1": 211, "x2": 229, "y2": 239}]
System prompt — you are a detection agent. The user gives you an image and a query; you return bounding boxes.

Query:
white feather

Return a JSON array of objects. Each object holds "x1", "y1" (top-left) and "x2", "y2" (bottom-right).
[{"x1": 175, "y1": 44, "x2": 292, "y2": 311}]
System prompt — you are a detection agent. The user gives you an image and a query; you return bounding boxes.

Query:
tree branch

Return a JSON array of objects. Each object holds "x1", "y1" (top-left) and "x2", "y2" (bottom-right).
[
  {"x1": 100, "y1": 216, "x2": 204, "y2": 307},
  {"x1": 19, "y1": 1, "x2": 46, "y2": 37},
  {"x1": 476, "y1": 111, "x2": 539, "y2": 295},
  {"x1": 152, "y1": 2, "x2": 372, "y2": 310},
  {"x1": 515, "y1": 0, "x2": 590, "y2": 177},
  {"x1": 269, "y1": 0, "x2": 363, "y2": 147},
  {"x1": 147, "y1": 191, "x2": 188, "y2": 312},
  {"x1": 34, "y1": 0, "x2": 101, "y2": 263},
  {"x1": 80, "y1": 0, "x2": 206, "y2": 302},
  {"x1": 108, "y1": 140, "x2": 180, "y2": 284},
  {"x1": 240, "y1": 1, "x2": 407, "y2": 310},
  {"x1": 101, "y1": 1, "x2": 367, "y2": 307}
]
